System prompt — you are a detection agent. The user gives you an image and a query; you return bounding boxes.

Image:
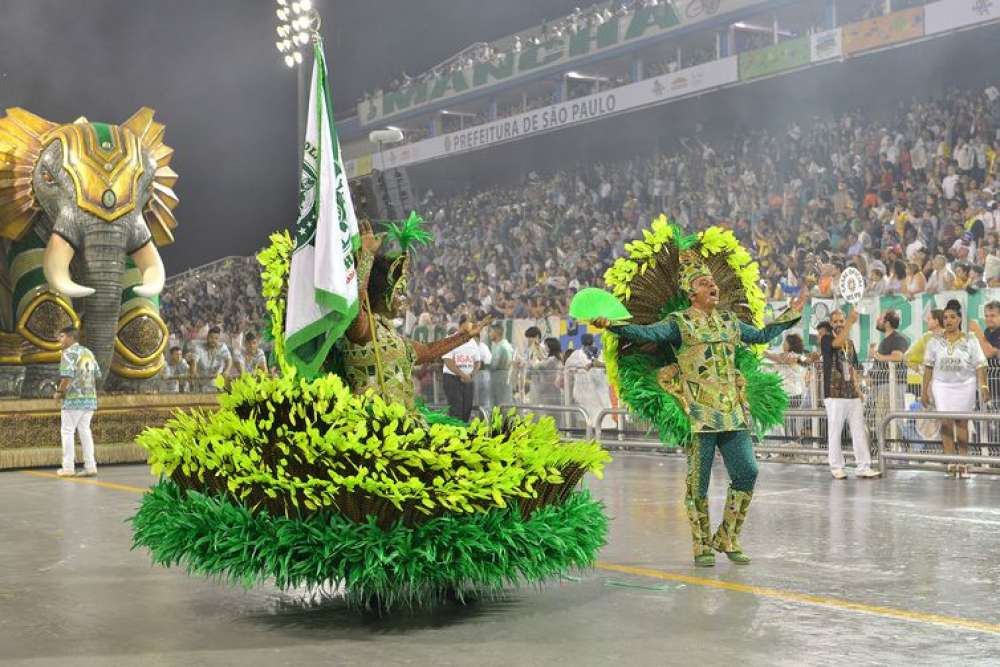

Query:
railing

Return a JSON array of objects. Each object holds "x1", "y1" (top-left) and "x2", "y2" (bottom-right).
[
  {"x1": 878, "y1": 411, "x2": 1000, "y2": 476},
  {"x1": 592, "y1": 407, "x2": 679, "y2": 453},
  {"x1": 499, "y1": 403, "x2": 593, "y2": 441}
]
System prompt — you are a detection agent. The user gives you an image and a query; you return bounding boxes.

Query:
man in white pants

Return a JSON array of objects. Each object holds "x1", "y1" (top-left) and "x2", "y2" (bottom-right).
[
  {"x1": 819, "y1": 311, "x2": 882, "y2": 479},
  {"x1": 54, "y1": 326, "x2": 101, "y2": 477}
]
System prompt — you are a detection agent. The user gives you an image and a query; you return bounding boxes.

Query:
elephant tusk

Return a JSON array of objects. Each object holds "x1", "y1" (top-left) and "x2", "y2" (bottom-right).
[
  {"x1": 43, "y1": 233, "x2": 95, "y2": 298},
  {"x1": 131, "y1": 242, "x2": 165, "y2": 298}
]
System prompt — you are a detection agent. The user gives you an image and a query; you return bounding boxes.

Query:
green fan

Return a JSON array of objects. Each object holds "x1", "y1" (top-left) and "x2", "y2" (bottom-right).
[{"x1": 569, "y1": 288, "x2": 631, "y2": 322}]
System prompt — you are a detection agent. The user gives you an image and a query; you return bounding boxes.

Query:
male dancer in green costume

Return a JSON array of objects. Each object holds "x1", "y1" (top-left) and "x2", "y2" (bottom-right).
[{"x1": 595, "y1": 251, "x2": 804, "y2": 566}]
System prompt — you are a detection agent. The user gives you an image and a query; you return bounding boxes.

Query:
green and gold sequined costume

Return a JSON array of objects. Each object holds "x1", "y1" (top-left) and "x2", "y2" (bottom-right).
[
  {"x1": 610, "y1": 305, "x2": 799, "y2": 563},
  {"x1": 339, "y1": 228, "x2": 474, "y2": 413},
  {"x1": 601, "y1": 220, "x2": 801, "y2": 566}
]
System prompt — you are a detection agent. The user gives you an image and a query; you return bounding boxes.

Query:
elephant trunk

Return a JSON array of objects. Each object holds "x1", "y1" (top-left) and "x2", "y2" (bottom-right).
[{"x1": 77, "y1": 220, "x2": 128, "y2": 387}]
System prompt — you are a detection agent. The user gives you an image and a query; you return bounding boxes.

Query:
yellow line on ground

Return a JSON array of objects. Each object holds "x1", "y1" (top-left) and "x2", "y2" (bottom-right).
[
  {"x1": 596, "y1": 562, "x2": 1000, "y2": 635},
  {"x1": 18, "y1": 470, "x2": 999, "y2": 635},
  {"x1": 19, "y1": 470, "x2": 149, "y2": 493}
]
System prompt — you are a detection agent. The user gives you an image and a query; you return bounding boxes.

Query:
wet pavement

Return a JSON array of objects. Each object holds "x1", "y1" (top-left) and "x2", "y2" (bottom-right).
[{"x1": 2, "y1": 456, "x2": 1000, "y2": 666}]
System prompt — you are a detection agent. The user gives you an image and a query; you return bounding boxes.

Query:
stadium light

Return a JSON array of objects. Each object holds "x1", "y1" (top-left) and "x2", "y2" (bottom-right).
[{"x1": 274, "y1": 0, "x2": 321, "y2": 68}]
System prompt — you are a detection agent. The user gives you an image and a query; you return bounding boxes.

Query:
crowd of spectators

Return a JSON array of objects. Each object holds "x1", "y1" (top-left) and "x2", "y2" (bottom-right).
[
  {"x1": 160, "y1": 256, "x2": 267, "y2": 358},
  {"x1": 403, "y1": 84, "x2": 1000, "y2": 331},
  {"x1": 163, "y1": 82, "x2": 1000, "y2": 353}
]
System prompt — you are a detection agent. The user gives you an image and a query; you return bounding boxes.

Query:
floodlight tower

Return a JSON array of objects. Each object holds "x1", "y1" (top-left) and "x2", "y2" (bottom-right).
[{"x1": 274, "y1": 0, "x2": 322, "y2": 160}]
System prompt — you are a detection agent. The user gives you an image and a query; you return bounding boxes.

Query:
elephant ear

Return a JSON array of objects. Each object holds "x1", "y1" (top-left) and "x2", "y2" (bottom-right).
[
  {"x1": 0, "y1": 108, "x2": 58, "y2": 241},
  {"x1": 122, "y1": 107, "x2": 179, "y2": 247}
]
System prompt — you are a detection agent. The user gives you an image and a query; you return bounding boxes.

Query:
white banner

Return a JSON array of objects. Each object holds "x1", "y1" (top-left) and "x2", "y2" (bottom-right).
[
  {"x1": 925, "y1": 0, "x2": 1000, "y2": 35},
  {"x1": 285, "y1": 42, "x2": 360, "y2": 377},
  {"x1": 810, "y1": 28, "x2": 843, "y2": 62},
  {"x1": 367, "y1": 57, "x2": 738, "y2": 170}
]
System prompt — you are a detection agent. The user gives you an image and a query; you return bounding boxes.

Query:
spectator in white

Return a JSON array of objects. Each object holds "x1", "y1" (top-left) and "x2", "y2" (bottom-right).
[
  {"x1": 195, "y1": 326, "x2": 232, "y2": 392},
  {"x1": 925, "y1": 255, "x2": 955, "y2": 294},
  {"x1": 902, "y1": 261, "x2": 926, "y2": 297},
  {"x1": 475, "y1": 323, "x2": 493, "y2": 413},
  {"x1": 515, "y1": 326, "x2": 546, "y2": 402},
  {"x1": 531, "y1": 337, "x2": 565, "y2": 407},
  {"x1": 942, "y1": 165, "x2": 960, "y2": 200},
  {"x1": 233, "y1": 332, "x2": 267, "y2": 377},
  {"x1": 820, "y1": 311, "x2": 881, "y2": 479},
  {"x1": 441, "y1": 316, "x2": 481, "y2": 421},
  {"x1": 955, "y1": 141, "x2": 975, "y2": 175},
  {"x1": 764, "y1": 333, "x2": 808, "y2": 442},
  {"x1": 161, "y1": 346, "x2": 191, "y2": 393},
  {"x1": 565, "y1": 333, "x2": 611, "y2": 428},
  {"x1": 54, "y1": 326, "x2": 101, "y2": 478},
  {"x1": 867, "y1": 261, "x2": 889, "y2": 297},
  {"x1": 923, "y1": 300, "x2": 989, "y2": 479},
  {"x1": 488, "y1": 323, "x2": 514, "y2": 408},
  {"x1": 911, "y1": 136, "x2": 928, "y2": 173}
]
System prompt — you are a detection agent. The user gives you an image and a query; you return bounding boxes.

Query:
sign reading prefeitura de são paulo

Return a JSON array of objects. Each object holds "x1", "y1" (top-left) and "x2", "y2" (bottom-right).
[
  {"x1": 350, "y1": 56, "x2": 738, "y2": 174},
  {"x1": 357, "y1": 0, "x2": 767, "y2": 124}
]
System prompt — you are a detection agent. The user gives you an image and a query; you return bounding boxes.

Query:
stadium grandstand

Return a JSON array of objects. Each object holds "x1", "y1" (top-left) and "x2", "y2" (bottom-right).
[
  {"x1": 7, "y1": 1, "x2": 1000, "y2": 664},
  {"x1": 165, "y1": 0, "x2": 1000, "y2": 344}
]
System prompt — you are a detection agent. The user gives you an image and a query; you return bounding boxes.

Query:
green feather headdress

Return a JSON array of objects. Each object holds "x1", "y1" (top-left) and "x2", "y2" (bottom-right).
[{"x1": 382, "y1": 211, "x2": 433, "y2": 255}]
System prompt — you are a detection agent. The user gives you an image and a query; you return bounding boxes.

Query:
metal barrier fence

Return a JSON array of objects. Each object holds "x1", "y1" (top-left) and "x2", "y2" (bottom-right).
[
  {"x1": 499, "y1": 404, "x2": 593, "y2": 441},
  {"x1": 878, "y1": 411, "x2": 1000, "y2": 476}
]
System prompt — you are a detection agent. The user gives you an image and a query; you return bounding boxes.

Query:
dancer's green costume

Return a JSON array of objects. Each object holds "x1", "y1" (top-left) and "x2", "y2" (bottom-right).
[
  {"x1": 130, "y1": 215, "x2": 610, "y2": 611},
  {"x1": 601, "y1": 218, "x2": 800, "y2": 566}
]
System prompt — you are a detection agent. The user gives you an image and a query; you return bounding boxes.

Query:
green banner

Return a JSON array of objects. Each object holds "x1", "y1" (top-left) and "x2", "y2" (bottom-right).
[
  {"x1": 738, "y1": 36, "x2": 810, "y2": 81},
  {"x1": 771, "y1": 289, "x2": 1000, "y2": 361}
]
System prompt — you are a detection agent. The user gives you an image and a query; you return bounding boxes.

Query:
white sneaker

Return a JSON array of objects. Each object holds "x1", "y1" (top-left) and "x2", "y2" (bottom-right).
[
  {"x1": 856, "y1": 467, "x2": 882, "y2": 479},
  {"x1": 56, "y1": 468, "x2": 76, "y2": 477},
  {"x1": 831, "y1": 468, "x2": 847, "y2": 480},
  {"x1": 76, "y1": 468, "x2": 97, "y2": 478}
]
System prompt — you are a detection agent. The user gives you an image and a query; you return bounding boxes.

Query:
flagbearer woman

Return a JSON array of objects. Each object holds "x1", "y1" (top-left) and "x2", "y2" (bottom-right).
[{"x1": 340, "y1": 217, "x2": 490, "y2": 412}]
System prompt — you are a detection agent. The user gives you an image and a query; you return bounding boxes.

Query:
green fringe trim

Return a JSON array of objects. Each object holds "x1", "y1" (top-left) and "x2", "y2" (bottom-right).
[
  {"x1": 735, "y1": 347, "x2": 788, "y2": 435},
  {"x1": 415, "y1": 398, "x2": 466, "y2": 427},
  {"x1": 616, "y1": 352, "x2": 691, "y2": 447},
  {"x1": 131, "y1": 480, "x2": 608, "y2": 612}
]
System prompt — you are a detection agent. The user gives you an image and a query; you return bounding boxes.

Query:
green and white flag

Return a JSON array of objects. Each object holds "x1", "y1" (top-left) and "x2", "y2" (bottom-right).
[{"x1": 285, "y1": 40, "x2": 360, "y2": 377}]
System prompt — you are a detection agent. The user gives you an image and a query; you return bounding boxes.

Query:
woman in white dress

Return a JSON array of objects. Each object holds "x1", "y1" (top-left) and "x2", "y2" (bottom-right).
[
  {"x1": 764, "y1": 333, "x2": 808, "y2": 443},
  {"x1": 922, "y1": 300, "x2": 990, "y2": 478}
]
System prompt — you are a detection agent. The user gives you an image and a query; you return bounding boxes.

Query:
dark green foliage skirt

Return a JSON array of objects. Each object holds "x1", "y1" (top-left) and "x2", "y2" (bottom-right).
[{"x1": 131, "y1": 480, "x2": 608, "y2": 612}]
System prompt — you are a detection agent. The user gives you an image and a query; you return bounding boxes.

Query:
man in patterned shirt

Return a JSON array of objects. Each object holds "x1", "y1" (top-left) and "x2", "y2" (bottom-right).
[
  {"x1": 54, "y1": 326, "x2": 101, "y2": 477},
  {"x1": 820, "y1": 310, "x2": 882, "y2": 480}
]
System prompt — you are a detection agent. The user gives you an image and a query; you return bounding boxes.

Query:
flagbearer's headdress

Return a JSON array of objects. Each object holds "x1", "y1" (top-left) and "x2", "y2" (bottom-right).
[
  {"x1": 678, "y1": 249, "x2": 713, "y2": 294},
  {"x1": 375, "y1": 212, "x2": 432, "y2": 309}
]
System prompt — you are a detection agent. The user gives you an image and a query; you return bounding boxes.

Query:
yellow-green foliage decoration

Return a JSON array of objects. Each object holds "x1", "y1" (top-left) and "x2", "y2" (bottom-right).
[
  {"x1": 256, "y1": 231, "x2": 294, "y2": 374},
  {"x1": 138, "y1": 370, "x2": 610, "y2": 526},
  {"x1": 134, "y1": 228, "x2": 611, "y2": 607}
]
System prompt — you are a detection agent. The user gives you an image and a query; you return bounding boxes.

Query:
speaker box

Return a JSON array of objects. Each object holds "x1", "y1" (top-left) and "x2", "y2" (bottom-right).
[
  {"x1": 351, "y1": 168, "x2": 415, "y2": 221},
  {"x1": 348, "y1": 174, "x2": 384, "y2": 222}
]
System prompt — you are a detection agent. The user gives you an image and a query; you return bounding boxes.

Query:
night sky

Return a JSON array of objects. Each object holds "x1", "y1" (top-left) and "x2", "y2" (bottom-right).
[{"x1": 0, "y1": 0, "x2": 584, "y2": 271}]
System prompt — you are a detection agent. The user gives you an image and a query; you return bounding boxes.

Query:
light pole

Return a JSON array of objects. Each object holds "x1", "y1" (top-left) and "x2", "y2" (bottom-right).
[{"x1": 274, "y1": 0, "x2": 321, "y2": 166}]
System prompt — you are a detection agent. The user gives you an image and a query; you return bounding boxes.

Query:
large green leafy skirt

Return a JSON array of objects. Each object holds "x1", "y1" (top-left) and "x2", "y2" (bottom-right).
[{"x1": 131, "y1": 480, "x2": 608, "y2": 612}]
